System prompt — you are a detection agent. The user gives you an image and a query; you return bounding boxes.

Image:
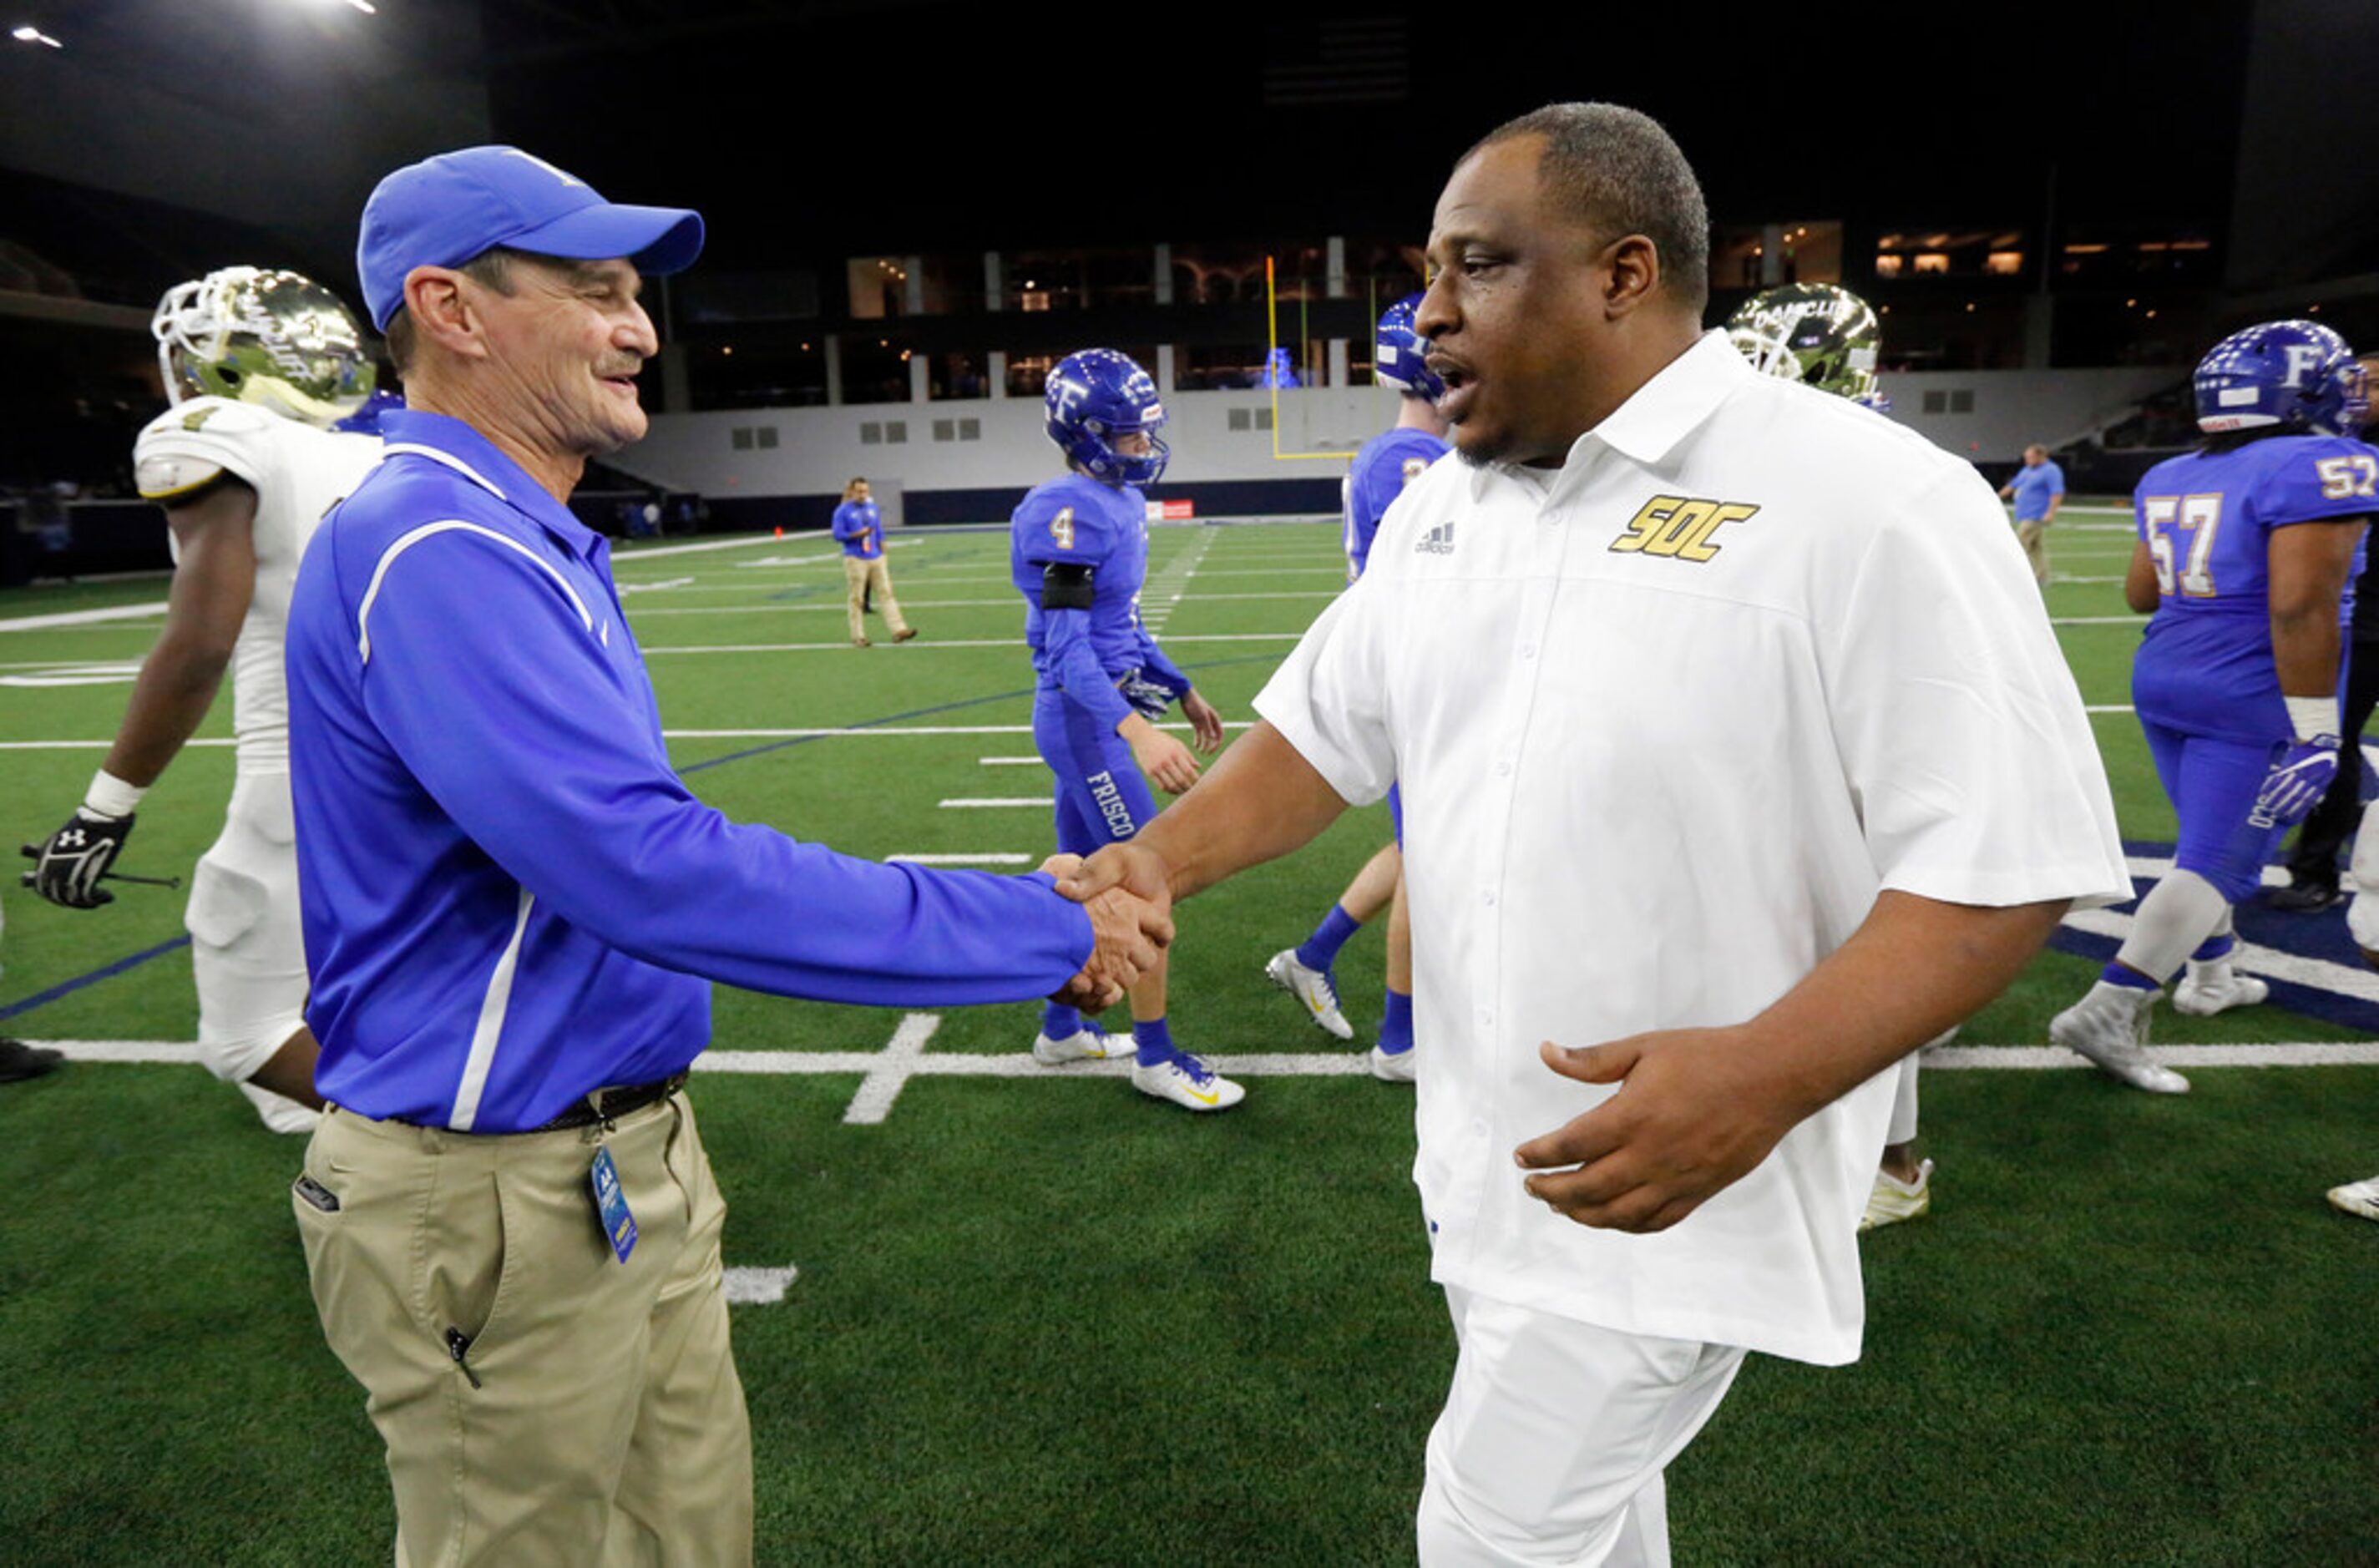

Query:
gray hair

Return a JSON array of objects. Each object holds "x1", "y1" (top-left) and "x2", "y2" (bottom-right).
[{"x1": 1467, "y1": 103, "x2": 1709, "y2": 313}]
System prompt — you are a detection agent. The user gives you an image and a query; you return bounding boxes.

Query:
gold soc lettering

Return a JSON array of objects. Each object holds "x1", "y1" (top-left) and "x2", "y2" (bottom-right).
[{"x1": 1608, "y1": 495, "x2": 1761, "y2": 563}]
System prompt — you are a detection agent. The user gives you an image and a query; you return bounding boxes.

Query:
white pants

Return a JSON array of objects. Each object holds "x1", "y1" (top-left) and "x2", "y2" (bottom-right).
[
  {"x1": 187, "y1": 771, "x2": 309, "y2": 1094},
  {"x1": 1417, "y1": 1287, "x2": 1747, "y2": 1567}
]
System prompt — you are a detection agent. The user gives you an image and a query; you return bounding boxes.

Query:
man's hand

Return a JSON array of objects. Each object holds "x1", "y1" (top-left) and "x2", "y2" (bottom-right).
[
  {"x1": 1055, "y1": 842, "x2": 1176, "y2": 910},
  {"x1": 21, "y1": 809, "x2": 136, "y2": 908},
  {"x1": 1180, "y1": 689, "x2": 1225, "y2": 754},
  {"x1": 2251, "y1": 736, "x2": 2341, "y2": 829},
  {"x1": 1122, "y1": 716, "x2": 1201, "y2": 795},
  {"x1": 1041, "y1": 852, "x2": 1172, "y2": 1008},
  {"x1": 1511, "y1": 1029, "x2": 1805, "y2": 1234}
]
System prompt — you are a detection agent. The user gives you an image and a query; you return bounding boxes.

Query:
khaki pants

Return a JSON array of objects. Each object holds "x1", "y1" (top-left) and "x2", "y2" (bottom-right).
[
  {"x1": 295, "y1": 1091, "x2": 752, "y2": 1566},
  {"x1": 2014, "y1": 518, "x2": 2051, "y2": 586},
  {"x1": 843, "y1": 554, "x2": 909, "y2": 643}
]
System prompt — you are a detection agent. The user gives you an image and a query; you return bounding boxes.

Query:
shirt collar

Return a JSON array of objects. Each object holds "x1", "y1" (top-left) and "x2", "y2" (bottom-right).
[
  {"x1": 1467, "y1": 329, "x2": 1750, "y2": 503},
  {"x1": 376, "y1": 407, "x2": 604, "y2": 559}
]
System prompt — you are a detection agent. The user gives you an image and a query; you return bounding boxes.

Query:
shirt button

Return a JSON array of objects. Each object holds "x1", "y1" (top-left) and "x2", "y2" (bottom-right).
[
  {"x1": 1495, "y1": 760, "x2": 1512, "y2": 776},
  {"x1": 1519, "y1": 644, "x2": 1537, "y2": 660},
  {"x1": 1481, "y1": 890, "x2": 1496, "y2": 906},
  {"x1": 1470, "y1": 1120, "x2": 1491, "y2": 1139}
]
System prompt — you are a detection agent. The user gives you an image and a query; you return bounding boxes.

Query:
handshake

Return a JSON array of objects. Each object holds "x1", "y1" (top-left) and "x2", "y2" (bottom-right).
[{"x1": 1039, "y1": 846, "x2": 1172, "y2": 1009}]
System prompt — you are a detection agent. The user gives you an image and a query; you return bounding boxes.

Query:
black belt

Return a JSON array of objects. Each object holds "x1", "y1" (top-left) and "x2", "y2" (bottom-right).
[{"x1": 529, "y1": 1072, "x2": 688, "y2": 1133}]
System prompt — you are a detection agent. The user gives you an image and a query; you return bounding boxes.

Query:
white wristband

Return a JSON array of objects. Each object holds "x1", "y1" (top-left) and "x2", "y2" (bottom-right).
[
  {"x1": 2285, "y1": 696, "x2": 2336, "y2": 744},
  {"x1": 83, "y1": 768, "x2": 146, "y2": 819}
]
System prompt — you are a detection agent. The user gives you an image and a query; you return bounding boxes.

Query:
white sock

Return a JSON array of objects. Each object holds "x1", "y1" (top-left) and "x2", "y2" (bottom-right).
[{"x1": 2114, "y1": 868, "x2": 2229, "y2": 986}]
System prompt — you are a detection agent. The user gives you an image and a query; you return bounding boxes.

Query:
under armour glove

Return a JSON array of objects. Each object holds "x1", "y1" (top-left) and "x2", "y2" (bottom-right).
[
  {"x1": 22, "y1": 807, "x2": 135, "y2": 908},
  {"x1": 1117, "y1": 665, "x2": 1187, "y2": 721},
  {"x1": 2251, "y1": 736, "x2": 2342, "y2": 829}
]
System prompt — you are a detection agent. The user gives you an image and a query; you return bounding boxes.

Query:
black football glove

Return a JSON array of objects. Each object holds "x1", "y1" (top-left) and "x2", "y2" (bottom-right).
[{"x1": 21, "y1": 808, "x2": 136, "y2": 908}]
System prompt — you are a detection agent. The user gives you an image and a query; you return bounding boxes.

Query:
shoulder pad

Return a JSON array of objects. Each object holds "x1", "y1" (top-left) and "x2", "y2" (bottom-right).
[{"x1": 134, "y1": 397, "x2": 276, "y2": 496}]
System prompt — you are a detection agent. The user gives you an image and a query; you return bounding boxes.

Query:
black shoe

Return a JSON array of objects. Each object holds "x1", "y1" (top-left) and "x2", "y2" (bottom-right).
[
  {"x1": 2270, "y1": 881, "x2": 2345, "y2": 912},
  {"x1": 0, "y1": 1039, "x2": 63, "y2": 1083}
]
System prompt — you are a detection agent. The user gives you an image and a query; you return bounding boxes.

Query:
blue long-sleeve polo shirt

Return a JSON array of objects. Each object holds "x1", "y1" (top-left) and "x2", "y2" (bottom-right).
[{"x1": 285, "y1": 409, "x2": 1093, "y2": 1132}]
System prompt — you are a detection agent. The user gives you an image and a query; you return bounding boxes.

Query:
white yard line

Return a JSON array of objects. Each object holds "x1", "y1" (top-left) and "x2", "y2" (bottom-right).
[
  {"x1": 939, "y1": 797, "x2": 1053, "y2": 808},
  {"x1": 639, "y1": 634, "x2": 1302, "y2": 655},
  {"x1": 841, "y1": 1013, "x2": 940, "y2": 1125},
  {"x1": 33, "y1": 1031, "x2": 2379, "y2": 1135},
  {"x1": 886, "y1": 852, "x2": 1034, "y2": 865},
  {"x1": 0, "y1": 601, "x2": 168, "y2": 632},
  {"x1": 722, "y1": 1265, "x2": 799, "y2": 1304},
  {"x1": 978, "y1": 756, "x2": 1044, "y2": 766},
  {"x1": 0, "y1": 723, "x2": 1253, "y2": 751}
]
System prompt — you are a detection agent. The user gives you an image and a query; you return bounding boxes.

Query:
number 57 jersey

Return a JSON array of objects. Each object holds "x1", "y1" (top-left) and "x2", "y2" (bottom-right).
[{"x1": 2131, "y1": 432, "x2": 2378, "y2": 741}]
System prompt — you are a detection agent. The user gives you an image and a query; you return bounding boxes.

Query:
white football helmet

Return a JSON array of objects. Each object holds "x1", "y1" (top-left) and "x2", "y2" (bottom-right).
[
  {"x1": 152, "y1": 266, "x2": 375, "y2": 428},
  {"x1": 1726, "y1": 282, "x2": 1885, "y2": 408}
]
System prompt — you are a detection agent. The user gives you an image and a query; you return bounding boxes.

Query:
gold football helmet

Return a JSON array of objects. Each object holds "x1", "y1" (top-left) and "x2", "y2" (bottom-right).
[
  {"x1": 1725, "y1": 282, "x2": 1885, "y2": 407},
  {"x1": 152, "y1": 266, "x2": 375, "y2": 427}
]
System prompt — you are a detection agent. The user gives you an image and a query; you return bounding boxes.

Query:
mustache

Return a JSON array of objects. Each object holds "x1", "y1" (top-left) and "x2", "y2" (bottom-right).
[{"x1": 595, "y1": 359, "x2": 645, "y2": 379}]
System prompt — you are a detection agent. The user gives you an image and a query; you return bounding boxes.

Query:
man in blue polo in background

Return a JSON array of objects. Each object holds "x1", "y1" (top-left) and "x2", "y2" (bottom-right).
[
  {"x1": 830, "y1": 474, "x2": 914, "y2": 646},
  {"x1": 2001, "y1": 442, "x2": 2068, "y2": 588},
  {"x1": 283, "y1": 145, "x2": 1166, "y2": 1565}
]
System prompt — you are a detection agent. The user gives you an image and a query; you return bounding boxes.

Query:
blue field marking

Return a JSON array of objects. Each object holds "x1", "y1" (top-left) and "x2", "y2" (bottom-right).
[
  {"x1": 2044, "y1": 837, "x2": 2379, "y2": 1035},
  {"x1": 677, "y1": 653, "x2": 1283, "y2": 776},
  {"x1": 0, "y1": 655, "x2": 1286, "y2": 1021},
  {"x1": 0, "y1": 934, "x2": 190, "y2": 1023}
]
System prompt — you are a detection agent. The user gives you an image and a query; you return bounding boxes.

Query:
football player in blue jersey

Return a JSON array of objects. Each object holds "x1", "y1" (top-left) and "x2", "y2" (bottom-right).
[
  {"x1": 1267, "y1": 296, "x2": 1449, "y2": 1081},
  {"x1": 2051, "y1": 321, "x2": 2376, "y2": 1092},
  {"x1": 1010, "y1": 348, "x2": 1241, "y2": 1110}
]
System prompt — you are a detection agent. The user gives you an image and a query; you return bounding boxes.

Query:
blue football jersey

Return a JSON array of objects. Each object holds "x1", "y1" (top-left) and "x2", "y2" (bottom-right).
[
  {"x1": 1010, "y1": 473, "x2": 1157, "y2": 687},
  {"x1": 2132, "y1": 432, "x2": 2379, "y2": 739},
  {"x1": 1343, "y1": 427, "x2": 1450, "y2": 581}
]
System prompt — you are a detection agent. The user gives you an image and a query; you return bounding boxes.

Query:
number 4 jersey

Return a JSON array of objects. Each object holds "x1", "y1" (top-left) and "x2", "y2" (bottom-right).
[{"x1": 2132, "y1": 432, "x2": 2378, "y2": 741}]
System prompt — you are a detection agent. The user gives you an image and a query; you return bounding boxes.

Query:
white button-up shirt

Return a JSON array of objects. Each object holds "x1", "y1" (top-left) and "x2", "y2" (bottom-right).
[{"x1": 1256, "y1": 331, "x2": 2128, "y2": 1365}]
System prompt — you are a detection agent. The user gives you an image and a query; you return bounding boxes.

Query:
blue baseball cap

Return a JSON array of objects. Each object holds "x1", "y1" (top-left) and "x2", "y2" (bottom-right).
[{"x1": 357, "y1": 145, "x2": 704, "y2": 331}]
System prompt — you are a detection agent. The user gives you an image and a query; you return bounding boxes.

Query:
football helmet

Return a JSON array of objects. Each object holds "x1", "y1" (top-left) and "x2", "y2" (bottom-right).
[
  {"x1": 1045, "y1": 347, "x2": 1168, "y2": 485},
  {"x1": 1374, "y1": 293, "x2": 1442, "y2": 402},
  {"x1": 152, "y1": 266, "x2": 375, "y2": 428},
  {"x1": 2193, "y1": 320, "x2": 2368, "y2": 436},
  {"x1": 1726, "y1": 282, "x2": 1885, "y2": 407}
]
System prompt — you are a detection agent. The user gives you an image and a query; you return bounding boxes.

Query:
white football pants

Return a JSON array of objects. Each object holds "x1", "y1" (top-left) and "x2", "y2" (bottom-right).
[
  {"x1": 1417, "y1": 1286, "x2": 1746, "y2": 1567},
  {"x1": 187, "y1": 771, "x2": 313, "y2": 1130}
]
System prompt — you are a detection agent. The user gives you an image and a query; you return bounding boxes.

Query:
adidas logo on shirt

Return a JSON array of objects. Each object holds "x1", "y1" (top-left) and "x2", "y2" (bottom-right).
[{"x1": 1414, "y1": 520, "x2": 1456, "y2": 556}]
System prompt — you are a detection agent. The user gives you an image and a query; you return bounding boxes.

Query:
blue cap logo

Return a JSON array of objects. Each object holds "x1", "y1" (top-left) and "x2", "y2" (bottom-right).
[{"x1": 356, "y1": 145, "x2": 704, "y2": 331}]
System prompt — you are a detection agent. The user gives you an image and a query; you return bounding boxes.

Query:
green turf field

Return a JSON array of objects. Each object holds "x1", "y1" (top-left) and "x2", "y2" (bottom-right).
[{"x1": 3, "y1": 507, "x2": 2374, "y2": 1563}]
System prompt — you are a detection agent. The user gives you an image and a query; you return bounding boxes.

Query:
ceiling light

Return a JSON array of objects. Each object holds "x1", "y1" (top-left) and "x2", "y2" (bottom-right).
[{"x1": 13, "y1": 23, "x2": 63, "y2": 45}]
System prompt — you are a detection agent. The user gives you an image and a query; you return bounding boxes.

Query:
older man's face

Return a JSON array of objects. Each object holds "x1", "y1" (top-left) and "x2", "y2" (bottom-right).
[
  {"x1": 471, "y1": 255, "x2": 658, "y2": 458},
  {"x1": 1416, "y1": 135, "x2": 1611, "y2": 468}
]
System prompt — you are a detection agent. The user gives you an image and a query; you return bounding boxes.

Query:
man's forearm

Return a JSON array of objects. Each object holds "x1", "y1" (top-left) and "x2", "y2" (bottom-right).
[
  {"x1": 103, "y1": 634, "x2": 230, "y2": 787},
  {"x1": 1739, "y1": 890, "x2": 2068, "y2": 1122},
  {"x1": 1133, "y1": 720, "x2": 1349, "y2": 899},
  {"x1": 2271, "y1": 609, "x2": 2344, "y2": 700}
]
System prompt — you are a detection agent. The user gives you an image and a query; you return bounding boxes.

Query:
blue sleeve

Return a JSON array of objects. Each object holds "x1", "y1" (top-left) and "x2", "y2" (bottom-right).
[
  {"x1": 1135, "y1": 633, "x2": 1192, "y2": 698},
  {"x1": 2260, "y1": 438, "x2": 2379, "y2": 529},
  {"x1": 830, "y1": 503, "x2": 855, "y2": 543},
  {"x1": 2045, "y1": 463, "x2": 2066, "y2": 497},
  {"x1": 357, "y1": 537, "x2": 1094, "y2": 1004},
  {"x1": 1042, "y1": 607, "x2": 1133, "y2": 731}
]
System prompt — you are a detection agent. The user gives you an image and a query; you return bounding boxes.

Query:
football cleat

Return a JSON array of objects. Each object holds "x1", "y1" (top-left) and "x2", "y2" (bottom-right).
[
  {"x1": 1131, "y1": 1053, "x2": 1245, "y2": 1112},
  {"x1": 2173, "y1": 963, "x2": 2269, "y2": 1017},
  {"x1": 2269, "y1": 879, "x2": 2345, "y2": 912},
  {"x1": 1031, "y1": 1021, "x2": 1131, "y2": 1065},
  {"x1": 2326, "y1": 1176, "x2": 2379, "y2": 1222},
  {"x1": 1369, "y1": 1044, "x2": 1415, "y2": 1084},
  {"x1": 1264, "y1": 949, "x2": 1354, "y2": 1040},
  {"x1": 0, "y1": 1039, "x2": 63, "y2": 1083},
  {"x1": 2050, "y1": 983, "x2": 2190, "y2": 1094},
  {"x1": 1860, "y1": 1158, "x2": 1934, "y2": 1233}
]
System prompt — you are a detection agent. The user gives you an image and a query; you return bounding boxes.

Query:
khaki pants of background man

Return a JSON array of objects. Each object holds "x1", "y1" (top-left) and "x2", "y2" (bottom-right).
[
  {"x1": 295, "y1": 1091, "x2": 752, "y2": 1565},
  {"x1": 2015, "y1": 519, "x2": 2052, "y2": 587},
  {"x1": 843, "y1": 554, "x2": 911, "y2": 645}
]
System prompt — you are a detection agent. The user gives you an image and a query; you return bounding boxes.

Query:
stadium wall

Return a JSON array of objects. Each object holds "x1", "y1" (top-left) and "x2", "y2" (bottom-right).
[{"x1": 610, "y1": 368, "x2": 2184, "y2": 522}]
